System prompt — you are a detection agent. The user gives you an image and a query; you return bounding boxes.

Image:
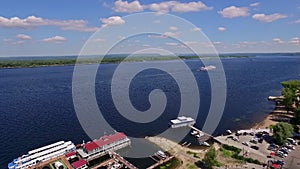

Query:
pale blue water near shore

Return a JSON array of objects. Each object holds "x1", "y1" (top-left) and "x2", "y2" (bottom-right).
[{"x1": 0, "y1": 55, "x2": 300, "y2": 168}]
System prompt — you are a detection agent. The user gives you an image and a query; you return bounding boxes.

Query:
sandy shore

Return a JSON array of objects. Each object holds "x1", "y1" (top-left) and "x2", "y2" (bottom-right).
[{"x1": 252, "y1": 105, "x2": 292, "y2": 129}]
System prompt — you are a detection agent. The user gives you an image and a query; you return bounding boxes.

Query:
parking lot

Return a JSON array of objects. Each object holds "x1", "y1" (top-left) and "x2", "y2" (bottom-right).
[
  {"x1": 273, "y1": 146, "x2": 300, "y2": 169},
  {"x1": 215, "y1": 133, "x2": 299, "y2": 168}
]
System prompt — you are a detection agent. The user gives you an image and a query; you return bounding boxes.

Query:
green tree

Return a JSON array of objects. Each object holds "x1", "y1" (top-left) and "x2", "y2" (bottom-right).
[
  {"x1": 282, "y1": 88, "x2": 296, "y2": 111},
  {"x1": 272, "y1": 122, "x2": 294, "y2": 144},
  {"x1": 281, "y1": 80, "x2": 300, "y2": 92},
  {"x1": 281, "y1": 80, "x2": 300, "y2": 110},
  {"x1": 203, "y1": 147, "x2": 220, "y2": 169}
]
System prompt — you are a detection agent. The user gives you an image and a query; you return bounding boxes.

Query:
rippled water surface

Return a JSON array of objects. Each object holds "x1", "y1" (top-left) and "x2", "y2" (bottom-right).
[{"x1": 1, "y1": 56, "x2": 300, "y2": 168}]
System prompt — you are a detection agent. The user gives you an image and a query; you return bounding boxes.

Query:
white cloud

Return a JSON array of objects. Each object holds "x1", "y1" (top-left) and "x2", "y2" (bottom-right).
[
  {"x1": 113, "y1": 0, "x2": 144, "y2": 13},
  {"x1": 190, "y1": 27, "x2": 201, "y2": 32},
  {"x1": 0, "y1": 15, "x2": 99, "y2": 32},
  {"x1": 100, "y1": 16, "x2": 125, "y2": 27},
  {"x1": 163, "y1": 31, "x2": 180, "y2": 38},
  {"x1": 148, "y1": 34, "x2": 165, "y2": 39},
  {"x1": 218, "y1": 6, "x2": 250, "y2": 18},
  {"x1": 294, "y1": 19, "x2": 300, "y2": 23},
  {"x1": 250, "y1": 2, "x2": 260, "y2": 7},
  {"x1": 16, "y1": 34, "x2": 32, "y2": 40},
  {"x1": 290, "y1": 37, "x2": 300, "y2": 45},
  {"x1": 171, "y1": 1, "x2": 212, "y2": 12},
  {"x1": 184, "y1": 41, "x2": 198, "y2": 45},
  {"x1": 213, "y1": 41, "x2": 222, "y2": 45},
  {"x1": 42, "y1": 36, "x2": 66, "y2": 43},
  {"x1": 239, "y1": 41, "x2": 257, "y2": 45},
  {"x1": 252, "y1": 13, "x2": 287, "y2": 23},
  {"x1": 92, "y1": 38, "x2": 106, "y2": 42},
  {"x1": 147, "y1": 31, "x2": 180, "y2": 39},
  {"x1": 272, "y1": 37, "x2": 299, "y2": 45},
  {"x1": 218, "y1": 27, "x2": 226, "y2": 32},
  {"x1": 169, "y1": 26, "x2": 178, "y2": 31},
  {"x1": 273, "y1": 38, "x2": 284, "y2": 44},
  {"x1": 166, "y1": 42, "x2": 179, "y2": 46},
  {"x1": 3, "y1": 38, "x2": 25, "y2": 45},
  {"x1": 3, "y1": 38, "x2": 12, "y2": 43},
  {"x1": 148, "y1": 1, "x2": 212, "y2": 13},
  {"x1": 11, "y1": 41, "x2": 25, "y2": 45}
]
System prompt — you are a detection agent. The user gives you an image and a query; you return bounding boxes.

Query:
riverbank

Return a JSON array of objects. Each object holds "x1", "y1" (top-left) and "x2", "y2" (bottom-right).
[{"x1": 145, "y1": 95, "x2": 290, "y2": 168}]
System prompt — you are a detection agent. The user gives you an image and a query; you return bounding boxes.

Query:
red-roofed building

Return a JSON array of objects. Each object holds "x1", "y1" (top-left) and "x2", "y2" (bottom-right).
[
  {"x1": 72, "y1": 159, "x2": 87, "y2": 169},
  {"x1": 77, "y1": 132, "x2": 131, "y2": 159},
  {"x1": 65, "y1": 151, "x2": 77, "y2": 160}
]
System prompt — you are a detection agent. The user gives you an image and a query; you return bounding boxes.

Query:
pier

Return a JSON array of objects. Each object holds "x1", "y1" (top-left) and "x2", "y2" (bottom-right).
[
  {"x1": 268, "y1": 96, "x2": 284, "y2": 101},
  {"x1": 108, "y1": 151, "x2": 138, "y2": 169},
  {"x1": 146, "y1": 156, "x2": 174, "y2": 169},
  {"x1": 188, "y1": 125, "x2": 213, "y2": 142}
]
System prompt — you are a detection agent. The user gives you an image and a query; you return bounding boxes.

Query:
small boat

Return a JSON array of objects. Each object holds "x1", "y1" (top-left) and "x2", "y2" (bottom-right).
[
  {"x1": 199, "y1": 141, "x2": 210, "y2": 147},
  {"x1": 191, "y1": 130, "x2": 198, "y2": 135},
  {"x1": 200, "y1": 65, "x2": 216, "y2": 71},
  {"x1": 226, "y1": 130, "x2": 232, "y2": 134},
  {"x1": 156, "y1": 150, "x2": 167, "y2": 158}
]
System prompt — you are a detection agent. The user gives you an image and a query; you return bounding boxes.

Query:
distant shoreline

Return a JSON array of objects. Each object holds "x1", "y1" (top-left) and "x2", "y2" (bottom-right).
[{"x1": 0, "y1": 55, "x2": 253, "y2": 69}]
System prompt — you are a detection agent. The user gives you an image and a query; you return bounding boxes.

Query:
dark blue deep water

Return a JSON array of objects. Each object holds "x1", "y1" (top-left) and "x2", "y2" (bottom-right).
[{"x1": 1, "y1": 56, "x2": 300, "y2": 168}]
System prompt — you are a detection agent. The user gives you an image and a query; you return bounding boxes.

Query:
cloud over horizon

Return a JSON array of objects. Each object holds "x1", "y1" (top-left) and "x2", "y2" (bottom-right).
[
  {"x1": 112, "y1": 0, "x2": 212, "y2": 13},
  {"x1": 218, "y1": 6, "x2": 250, "y2": 18},
  {"x1": 42, "y1": 36, "x2": 66, "y2": 43},
  {"x1": 0, "y1": 15, "x2": 99, "y2": 32},
  {"x1": 252, "y1": 13, "x2": 288, "y2": 22}
]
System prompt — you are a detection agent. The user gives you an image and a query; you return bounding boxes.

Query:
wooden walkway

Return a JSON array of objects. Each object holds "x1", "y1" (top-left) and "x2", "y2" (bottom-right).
[
  {"x1": 109, "y1": 151, "x2": 138, "y2": 169},
  {"x1": 146, "y1": 156, "x2": 174, "y2": 169}
]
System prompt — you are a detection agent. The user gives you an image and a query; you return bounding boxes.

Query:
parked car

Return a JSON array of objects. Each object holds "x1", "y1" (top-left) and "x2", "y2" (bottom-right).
[
  {"x1": 250, "y1": 138, "x2": 258, "y2": 144},
  {"x1": 268, "y1": 145, "x2": 277, "y2": 151},
  {"x1": 279, "y1": 149, "x2": 289, "y2": 155},
  {"x1": 275, "y1": 160, "x2": 285, "y2": 166},
  {"x1": 232, "y1": 137, "x2": 239, "y2": 142},
  {"x1": 242, "y1": 142, "x2": 250, "y2": 146},
  {"x1": 250, "y1": 145, "x2": 259, "y2": 150},
  {"x1": 287, "y1": 138, "x2": 297, "y2": 145},
  {"x1": 270, "y1": 143, "x2": 279, "y2": 148},
  {"x1": 276, "y1": 151, "x2": 287, "y2": 158},
  {"x1": 227, "y1": 136, "x2": 233, "y2": 139}
]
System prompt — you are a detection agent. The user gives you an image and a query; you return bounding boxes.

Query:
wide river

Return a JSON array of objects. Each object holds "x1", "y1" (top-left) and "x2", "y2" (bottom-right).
[{"x1": 1, "y1": 55, "x2": 300, "y2": 168}]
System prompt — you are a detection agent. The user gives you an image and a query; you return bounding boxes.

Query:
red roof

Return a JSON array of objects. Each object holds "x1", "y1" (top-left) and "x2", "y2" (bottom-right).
[
  {"x1": 65, "y1": 151, "x2": 76, "y2": 158},
  {"x1": 72, "y1": 159, "x2": 87, "y2": 168},
  {"x1": 84, "y1": 132, "x2": 127, "y2": 152}
]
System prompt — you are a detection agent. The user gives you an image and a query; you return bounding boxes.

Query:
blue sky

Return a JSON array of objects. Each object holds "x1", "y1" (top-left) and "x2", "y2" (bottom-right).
[{"x1": 0, "y1": 0, "x2": 300, "y2": 56}]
